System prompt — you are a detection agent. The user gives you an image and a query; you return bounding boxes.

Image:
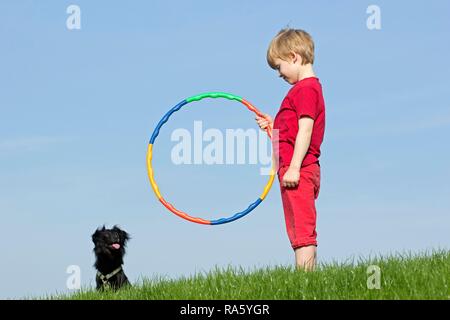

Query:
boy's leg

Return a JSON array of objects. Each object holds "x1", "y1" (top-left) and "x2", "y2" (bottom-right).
[
  {"x1": 295, "y1": 245, "x2": 317, "y2": 271},
  {"x1": 278, "y1": 163, "x2": 321, "y2": 270}
]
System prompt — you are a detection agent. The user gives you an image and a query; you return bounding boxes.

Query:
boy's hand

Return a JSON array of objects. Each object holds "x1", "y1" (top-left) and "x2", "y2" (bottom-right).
[
  {"x1": 282, "y1": 167, "x2": 300, "y2": 188},
  {"x1": 255, "y1": 114, "x2": 273, "y2": 130}
]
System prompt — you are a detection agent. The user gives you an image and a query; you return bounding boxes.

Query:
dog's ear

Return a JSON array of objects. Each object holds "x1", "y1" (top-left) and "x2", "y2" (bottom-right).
[
  {"x1": 120, "y1": 230, "x2": 130, "y2": 245},
  {"x1": 92, "y1": 226, "x2": 105, "y2": 244},
  {"x1": 113, "y1": 225, "x2": 130, "y2": 245},
  {"x1": 92, "y1": 230, "x2": 100, "y2": 244}
]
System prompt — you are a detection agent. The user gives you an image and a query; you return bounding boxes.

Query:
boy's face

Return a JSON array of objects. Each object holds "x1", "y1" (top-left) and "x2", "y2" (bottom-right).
[{"x1": 273, "y1": 54, "x2": 301, "y2": 85}]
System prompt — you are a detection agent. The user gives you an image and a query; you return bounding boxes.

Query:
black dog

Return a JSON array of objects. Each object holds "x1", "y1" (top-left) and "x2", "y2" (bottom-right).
[{"x1": 92, "y1": 225, "x2": 131, "y2": 290}]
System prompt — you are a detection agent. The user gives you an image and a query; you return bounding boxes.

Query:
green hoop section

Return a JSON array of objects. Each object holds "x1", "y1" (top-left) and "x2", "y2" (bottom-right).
[{"x1": 147, "y1": 92, "x2": 275, "y2": 225}]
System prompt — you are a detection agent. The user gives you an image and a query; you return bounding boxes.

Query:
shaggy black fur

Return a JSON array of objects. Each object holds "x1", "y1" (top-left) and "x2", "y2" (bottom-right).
[{"x1": 92, "y1": 225, "x2": 131, "y2": 290}]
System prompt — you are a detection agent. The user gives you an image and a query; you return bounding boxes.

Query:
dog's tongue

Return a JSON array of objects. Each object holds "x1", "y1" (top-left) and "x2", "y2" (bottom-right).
[{"x1": 111, "y1": 243, "x2": 120, "y2": 249}]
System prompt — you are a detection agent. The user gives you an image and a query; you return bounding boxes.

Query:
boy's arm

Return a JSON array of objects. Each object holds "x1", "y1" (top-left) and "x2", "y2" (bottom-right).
[{"x1": 289, "y1": 116, "x2": 314, "y2": 170}]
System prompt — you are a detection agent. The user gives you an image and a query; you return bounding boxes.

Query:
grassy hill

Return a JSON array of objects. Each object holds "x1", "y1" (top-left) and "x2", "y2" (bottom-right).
[{"x1": 55, "y1": 250, "x2": 449, "y2": 300}]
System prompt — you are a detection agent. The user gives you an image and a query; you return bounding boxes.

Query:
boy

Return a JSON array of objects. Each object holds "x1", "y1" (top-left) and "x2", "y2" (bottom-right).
[{"x1": 256, "y1": 29, "x2": 325, "y2": 271}]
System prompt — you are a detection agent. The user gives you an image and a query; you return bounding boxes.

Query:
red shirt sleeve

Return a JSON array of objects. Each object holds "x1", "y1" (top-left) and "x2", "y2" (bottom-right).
[{"x1": 291, "y1": 87, "x2": 318, "y2": 120}]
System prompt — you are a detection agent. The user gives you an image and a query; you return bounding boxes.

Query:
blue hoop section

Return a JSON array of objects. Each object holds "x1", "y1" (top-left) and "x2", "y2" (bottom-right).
[
  {"x1": 150, "y1": 100, "x2": 188, "y2": 144},
  {"x1": 210, "y1": 198, "x2": 263, "y2": 225}
]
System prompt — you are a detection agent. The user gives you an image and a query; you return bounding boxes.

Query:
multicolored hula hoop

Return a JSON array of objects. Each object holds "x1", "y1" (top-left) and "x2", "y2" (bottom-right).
[{"x1": 146, "y1": 92, "x2": 275, "y2": 225}]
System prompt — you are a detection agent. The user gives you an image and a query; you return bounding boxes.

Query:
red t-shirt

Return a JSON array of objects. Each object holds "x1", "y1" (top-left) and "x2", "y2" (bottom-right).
[{"x1": 273, "y1": 77, "x2": 325, "y2": 171}]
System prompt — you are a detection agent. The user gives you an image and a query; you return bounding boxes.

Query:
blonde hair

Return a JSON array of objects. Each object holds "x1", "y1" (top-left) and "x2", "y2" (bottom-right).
[{"x1": 267, "y1": 28, "x2": 315, "y2": 69}]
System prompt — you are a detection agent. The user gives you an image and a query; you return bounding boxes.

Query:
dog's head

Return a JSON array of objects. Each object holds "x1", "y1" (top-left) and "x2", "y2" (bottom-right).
[{"x1": 92, "y1": 225, "x2": 130, "y2": 259}]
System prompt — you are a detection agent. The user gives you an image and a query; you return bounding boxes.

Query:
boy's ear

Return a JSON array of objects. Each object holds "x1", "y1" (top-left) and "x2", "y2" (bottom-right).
[
  {"x1": 291, "y1": 52, "x2": 302, "y2": 65},
  {"x1": 289, "y1": 51, "x2": 297, "y2": 63}
]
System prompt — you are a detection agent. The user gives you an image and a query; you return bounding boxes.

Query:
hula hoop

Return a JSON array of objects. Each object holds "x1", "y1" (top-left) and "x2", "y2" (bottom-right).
[{"x1": 146, "y1": 92, "x2": 275, "y2": 225}]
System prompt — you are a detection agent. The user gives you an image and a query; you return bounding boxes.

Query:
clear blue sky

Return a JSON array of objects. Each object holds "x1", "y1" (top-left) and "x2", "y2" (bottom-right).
[{"x1": 1, "y1": 1, "x2": 449, "y2": 299}]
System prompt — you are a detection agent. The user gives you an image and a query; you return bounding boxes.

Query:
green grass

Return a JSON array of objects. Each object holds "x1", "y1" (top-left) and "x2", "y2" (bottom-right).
[{"x1": 54, "y1": 250, "x2": 449, "y2": 300}]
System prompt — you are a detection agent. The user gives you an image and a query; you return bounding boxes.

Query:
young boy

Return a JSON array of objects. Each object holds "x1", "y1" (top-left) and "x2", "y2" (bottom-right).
[{"x1": 256, "y1": 29, "x2": 325, "y2": 271}]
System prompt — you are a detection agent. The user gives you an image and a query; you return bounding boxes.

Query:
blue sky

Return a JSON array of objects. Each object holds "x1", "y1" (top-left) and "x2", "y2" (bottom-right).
[{"x1": 1, "y1": 1, "x2": 449, "y2": 299}]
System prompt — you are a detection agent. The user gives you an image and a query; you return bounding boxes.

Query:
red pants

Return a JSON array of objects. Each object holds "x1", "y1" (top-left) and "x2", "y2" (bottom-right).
[{"x1": 278, "y1": 162, "x2": 321, "y2": 250}]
